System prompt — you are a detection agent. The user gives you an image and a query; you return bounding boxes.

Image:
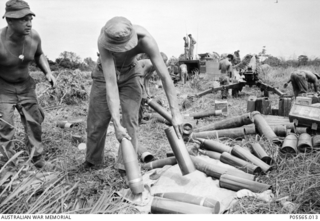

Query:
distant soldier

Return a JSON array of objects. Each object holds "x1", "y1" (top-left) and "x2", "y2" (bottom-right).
[
  {"x1": 188, "y1": 34, "x2": 196, "y2": 60},
  {"x1": 0, "y1": 0, "x2": 56, "y2": 168},
  {"x1": 179, "y1": 63, "x2": 188, "y2": 84},
  {"x1": 219, "y1": 54, "x2": 234, "y2": 99},
  {"x1": 284, "y1": 70, "x2": 320, "y2": 97},
  {"x1": 183, "y1": 36, "x2": 189, "y2": 60}
]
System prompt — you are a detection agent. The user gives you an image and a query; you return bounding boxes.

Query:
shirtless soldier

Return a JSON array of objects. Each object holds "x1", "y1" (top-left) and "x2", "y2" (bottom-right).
[
  {"x1": 284, "y1": 70, "x2": 320, "y2": 97},
  {"x1": 0, "y1": 0, "x2": 56, "y2": 168},
  {"x1": 219, "y1": 54, "x2": 234, "y2": 99},
  {"x1": 81, "y1": 17, "x2": 183, "y2": 174}
]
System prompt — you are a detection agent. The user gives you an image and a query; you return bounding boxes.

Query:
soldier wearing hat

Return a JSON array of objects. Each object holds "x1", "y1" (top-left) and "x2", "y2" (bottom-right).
[
  {"x1": 0, "y1": 0, "x2": 56, "y2": 168},
  {"x1": 284, "y1": 70, "x2": 320, "y2": 97},
  {"x1": 80, "y1": 17, "x2": 183, "y2": 173}
]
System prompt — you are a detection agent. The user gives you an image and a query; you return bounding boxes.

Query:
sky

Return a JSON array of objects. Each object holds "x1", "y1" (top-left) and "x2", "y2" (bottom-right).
[{"x1": 1, "y1": 0, "x2": 319, "y2": 61}]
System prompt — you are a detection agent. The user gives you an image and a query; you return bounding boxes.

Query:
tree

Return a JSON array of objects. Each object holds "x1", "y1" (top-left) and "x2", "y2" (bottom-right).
[
  {"x1": 298, "y1": 55, "x2": 308, "y2": 66},
  {"x1": 56, "y1": 51, "x2": 82, "y2": 70},
  {"x1": 168, "y1": 56, "x2": 178, "y2": 66},
  {"x1": 83, "y1": 57, "x2": 96, "y2": 71}
]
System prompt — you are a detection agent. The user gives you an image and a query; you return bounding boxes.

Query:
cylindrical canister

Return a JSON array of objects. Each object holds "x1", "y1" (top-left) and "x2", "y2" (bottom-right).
[
  {"x1": 220, "y1": 152, "x2": 262, "y2": 174},
  {"x1": 138, "y1": 146, "x2": 154, "y2": 163},
  {"x1": 293, "y1": 127, "x2": 309, "y2": 134},
  {"x1": 154, "y1": 192, "x2": 220, "y2": 214},
  {"x1": 281, "y1": 134, "x2": 298, "y2": 154},
  {"x1": 198, "y1": 138, "x2": 233, "y2": 154},
  {"x1": 270, "y1": 125, "x2": 287, "y2": 137},
  {"x1": 198, "y1": 149, "x2": 221, "y2": 160},
  {"x1": 147, "y1": 98, "x2": 172, "y2": 123},
  {"x1": 190, "y1": 156, "x2": 255, "y2": 181},
  {"x1": 252, "y1": 111, "x2": 281, "y2": 145},
  {"x1": 190, "y1": 128, "x2": 245, "y2": 140},
  {"x1": 151, "y1": 197, "x2": 214, "y2": 214},
  {"x1": 219, "y1": 174, "x2": 272, "y2": 193},
  {"x1": 165, "y1": 127, "x2": 196, "y2": 175},
  {"x1": 231, "y1": 145, "x2": 272, "y2": 173},
  {"x1": 250, "y1": 143, "x2": 273, "y2": 165},
  {"x1": 194, "y1": 113, "x2": 253, "y2": 132},
  {"x1": 297, "y1": 133, "x2": 313, "y2": 153},
  {"x1": 142, "y1": 157, "x2": 177, "y2": 170},
  {"x1": 149, "y1": 113, "x2": 171, "y2": 125},
  {"x1": 121, "y1": 138, "x2": 144, "y2": 194}
]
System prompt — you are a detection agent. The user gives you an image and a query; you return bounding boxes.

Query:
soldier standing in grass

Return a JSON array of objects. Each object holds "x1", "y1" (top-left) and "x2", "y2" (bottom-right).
[
  {"x1": 0, "y1": 0, "x2": 56, "y2": 168},
  {"x1": 284, "y1": 70, "x2": 320, "y2": 97},
  {"x1": 219, "y1": 54, "x2": 234, "y2": 99},
  {"x1": 80, "y1": 17, "x2": 183, "y2": 175}
]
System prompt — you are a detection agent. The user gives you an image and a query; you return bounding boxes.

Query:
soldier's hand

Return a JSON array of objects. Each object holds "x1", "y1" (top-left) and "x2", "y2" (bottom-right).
[
  {"x1": 115, "y1": 126, "x2": 131, "y2": 143},
  {"x1": 46, "y1": 73, "x2": 57, "y2": 88},
  {"x1": 171, "y1": 113, "x2": 184, "y2": 139}
]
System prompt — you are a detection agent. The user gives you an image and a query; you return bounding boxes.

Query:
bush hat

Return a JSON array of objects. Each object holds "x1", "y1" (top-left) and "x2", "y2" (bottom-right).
[
  {"x1": 98, "y1": 16, "x2": 138, "y2": 52},
  {"x1": 3, "y1": 0, "x2": 35, "y2": 19}
]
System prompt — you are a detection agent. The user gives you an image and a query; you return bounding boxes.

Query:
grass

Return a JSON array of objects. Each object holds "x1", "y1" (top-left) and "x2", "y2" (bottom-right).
[{"x1": 1, "y1": 66, "x2": 320, "y2": 214}]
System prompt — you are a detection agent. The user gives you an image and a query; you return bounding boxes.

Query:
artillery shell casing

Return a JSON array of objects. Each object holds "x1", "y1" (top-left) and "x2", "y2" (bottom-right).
[
  {"x1": 198, "y1": 138, "x2": 233, "y2": 154},
  {"x1": 190, "y1": 127, "x2": 245, "y2": 140},
  {"x1": 194, "y1": 113, "x2": 253, "y2": 132},
  {"x1": 198, "y1": 149, "x2": 221, "y2": 160},
  {"x1": 187, "y1": 109, "x2": 222, "y2": 119},
  {"x1": 165, "y1": 127, "x2": 196, "y2": 175},
  {"x1": 250, "y1": 143, "x2": 273, "y2": 165},
  {"x1": 56, "y1": 121, "x2": 73, "y2": 129},
  {"x1": 142, "y1": 157, "x2": 177, "y2": 170},
  {"x1": 138, "y1": 146, "x2": 154, "y2": 163},
  {"x1": 252, "y1": 111, "x2": 281, "y2": 145},
  {"x1": 154, "y1": 192, "x2": 220, "y2": 214},
  {"x1": 121, "y1": 138, "x2": 144, "y2": 194},
  {"x1": 150, "y1": 113, "x2": 171, "y2": 125},
  {"x1": 219, "y1": 174, "x2": 272, "y2": 193},
  {"x1": 151, "y1": 197, "x2": 214, "y2": 214},
  {"x1": 281, "y1": 134, "x2": 298, "y2": 155},
  {"x1": 293, "y1": 127, "x2": 309, "y2": 134},
  {"x1": 220, "y1": 152, "x2": 262, "y2": 174},
  {"x1": 190, "y1": 156, "x2": 255, "y2": 181},
  {"x1": 147, "y1": 98, "x2": 172, "y2": 123},
  {"x1": 297, "y1": 133, "x2": 313, "y2": 153},
  {"x1": 231, "y1": 145, "x2": 272, "y2": 173},
  {"x1": 247, "y1": 96, "x2": 257, "y2": 113}
]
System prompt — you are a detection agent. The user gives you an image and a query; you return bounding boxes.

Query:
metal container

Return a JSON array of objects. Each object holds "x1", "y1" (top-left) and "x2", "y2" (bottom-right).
[
  {"x1": 270, "y1": 125, "x2": 287, "y2": 137},
  {"x1": 138, "y1": 146, "x2": 154, "y2": 163},
  {"x1": 247, "y1": 96, "x2": 256, "y2": 113},
  {"x1": 121, "y1": 138, "x2": 144, "y2": 194},
  {"x1": 194, "y1": 113, "x2": 253, "y2": 132},
  {"x1": 142, "y1": 157, "x2": 177, "y2": 170},
  {"x1": 148, "y1": 113, "x2": 171, "y2": 125},
  {"x1": 198, "y1": 149, "x2": 221, "y2": 160},
  {"x1": 219, "y1": 174, "x2": 271, "y2": 193},
  {"x1": 190, "y1": 127, "x2": 245, "y2": 140},
  {"x1": 190, "y1": 156, "x2": 255, "y2": 181},
  {"x1": 165, "y1": 127, "x2": 196, "y2": 175},
  {"x1": 154, "y1": 192, "x2": 220, "y2": 214},
  {"x1": 252, "y1": 111, "x2": 281, "y2": 145},
  {"x1": 250, "y1": 143, "x2": 273, "y2": 165},
  {"x1": 295, "y1": 96, "x2": 312, "y2": 106},
  {"x1": 151, "y1": 197, "x2": 214, "y2": 214},
  {"x1": 255, "y1": 97, "x2": 272, "y2": 115},
  {"x1": 279, "y1": 97, "x2": 293, "y2": 117},
  {"x1": 220, "y1": 152, "x2": 262, "y2": 174},
  {"x1": 312, "y1": 135, "x2": 320, "y2": 150},
  {"x1": 281, "y1": 134, "x2": 298, "y2": 155},
  {"x1": 231, "y1": 145, "x2": 272, "y2": 173},
  {"x1": 147, "y1": 98, "x2": 172, "y2": 123},
  {"x1": 197, "y1": 138, "x2": 233, "y2": 154},
  {"x1": 297, "y1": 133, "x2": 313, "y2": 153},
  {"x1": 289, "y1": 103, "x2": 320, "y2": 130}
]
